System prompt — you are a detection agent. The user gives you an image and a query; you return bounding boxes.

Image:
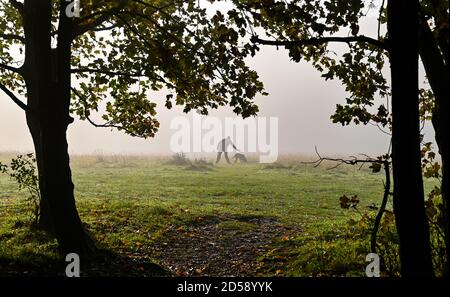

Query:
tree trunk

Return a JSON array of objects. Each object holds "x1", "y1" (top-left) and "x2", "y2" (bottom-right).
[
  {"x1": 388, "y1": 0, "x2": 434, "y2": 276},
  {"x1": 25, "y1": 113, "x2": 53, "y2": 231},
  {"x1": 418, "y1": 16, "x2": 450, "y2": 276},
  {"x1": 22, "y1": 0, "x2": 53, "y2": 232},
  {"x1": 22, "y1": 0, "x2": 95, "y2": 257},
  {"x1": 39, "y1": 115, "x2": 95, "y2": 257}
]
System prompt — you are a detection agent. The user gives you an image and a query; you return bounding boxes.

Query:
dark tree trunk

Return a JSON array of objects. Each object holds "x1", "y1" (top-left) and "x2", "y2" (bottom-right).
[
  {"x1": 22, "y1": 0, "x2": 53, "y2": 232},
  {"x1": 388, "y1": 0, "x2": 434, "y2": 276},
  {"x1": 39, "y1": 112, "x2": 94, "y2": 256},
  {"x1": 418, "y1": 16, "x2": 450, "y2": 276},
  {"x1": 22, "y1": 0, "x2": 95, "y2": 257},
  {"x1": 26, "y1": 114, "x2": 53, "y2": 231}
]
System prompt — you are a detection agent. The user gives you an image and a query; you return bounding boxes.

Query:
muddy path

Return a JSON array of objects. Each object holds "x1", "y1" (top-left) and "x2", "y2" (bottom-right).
[{"x1": 149, "y1": 215, "x2": 302, "y2": 276}]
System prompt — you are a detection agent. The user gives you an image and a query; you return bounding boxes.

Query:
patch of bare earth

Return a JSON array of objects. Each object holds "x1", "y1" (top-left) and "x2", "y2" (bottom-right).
[{"x1": 149, "y1": 215, "x2": 301, "y2": 276}]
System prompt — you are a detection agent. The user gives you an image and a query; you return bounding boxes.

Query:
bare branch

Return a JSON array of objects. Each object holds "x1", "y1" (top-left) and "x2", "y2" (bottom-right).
[
  {"x1": 0, "y1": 81, "x2": 28, "y2": 111},
  {"x1": 251, "y1": 35, "x2": 389, "y2": 51},
  {"x1": 301, "y1": 146, "x2": 379, "y2": 169},
  {"x1": 302, "y1": 146, "x2": 392, "y2": 254},
  {"x1": 369, "y1": 121, "x2": 392, "y2": 136}
]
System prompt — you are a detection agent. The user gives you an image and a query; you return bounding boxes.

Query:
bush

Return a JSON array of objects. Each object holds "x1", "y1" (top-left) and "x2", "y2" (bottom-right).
[
  {"x1": 425, "y1": 185, "x2": 447, "y2": 276},
  {"x1": 166, "y1": 153, "x2": 191, "y2": 166},
  {"x1": 0, "y1": 154, "x2": 40, "y2": 224}
]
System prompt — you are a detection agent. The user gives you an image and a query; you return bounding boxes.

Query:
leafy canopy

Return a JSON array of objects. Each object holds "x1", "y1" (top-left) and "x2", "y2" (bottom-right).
[
  {"x1": 224, "y1": 0, "x2": 391, "y2": 128},
  {"x1": 0, "y1": 0, "x2": 267, "y2": 138},
  {"x1": 225, "y1": 0, "x2": 447, "y2": 131}
]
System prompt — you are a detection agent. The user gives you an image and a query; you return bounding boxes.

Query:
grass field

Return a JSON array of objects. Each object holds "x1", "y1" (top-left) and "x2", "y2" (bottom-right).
[{"x1": 0, "y1": 154, "x2": 438, "y2": 276}]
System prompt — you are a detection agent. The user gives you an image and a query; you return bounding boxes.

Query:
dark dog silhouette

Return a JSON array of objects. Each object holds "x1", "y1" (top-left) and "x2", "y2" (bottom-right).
[{"x1": 233, "y1": 153, "x2": 247, "y2": 163}]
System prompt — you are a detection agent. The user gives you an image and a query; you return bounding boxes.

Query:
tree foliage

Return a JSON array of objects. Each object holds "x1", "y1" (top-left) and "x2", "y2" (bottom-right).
[
  {"x1": 225, "y1": 0, "x2": 446, "y2": 132},
  {"x1": 224, "y1": 0, "x2": 390, "y2": 128},
  {"x1": 0, "y1": 0, "x2": 267, "y2": 138},
  {"x1": 226, "y1": 0, "x2": 447, "y2": 275}
]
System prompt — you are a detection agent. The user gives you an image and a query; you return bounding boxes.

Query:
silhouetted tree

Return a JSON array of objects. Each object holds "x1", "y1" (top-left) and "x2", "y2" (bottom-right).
[
  {"x1": 0, "y1": 0, "x2": 265, "y2": 256},
  {"x1": 229, "y1": 0, "x2": 444, "y2": 275},
  {"x1": 418, "y1": 2, "x2": 449, "y2": 274},
  {"x1": 388, "y1": 0, "x2": 433, "y2": 276}
]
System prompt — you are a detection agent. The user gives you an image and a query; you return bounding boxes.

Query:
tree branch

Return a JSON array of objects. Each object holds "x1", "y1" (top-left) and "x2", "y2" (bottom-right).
[
  {"x1": 0, "y1": 33, "x2": 25, "y2": 43},
  {"x1": 9, "y1": 0, "x2": 24, "y2": 17},
  {"x1": 71, "y1": 87, "x2": 139, "y2": 137},
  {"x1": 72, "y1": 1, "x2": 127, "y2": 38},
  {"x1": 119, "y1": 10, "x2": 190, "y2": 49},
  {"x1": 71, "y1": 68, "x2": 144, "y2": 77},
  {"x1": 129, "y1": 0, "x2": 177, "y2": 13},
  {"x1": 0, "y1": 62, "x2": 23, "y2": 75},
  {"x1": 371, "y1": 160, "x2": 391, "y2": 254},
  {"x1": 251, "y1": 35, "x2": 389, "y2": 51},
  {"x1": 71, "y1": 67, "x2": 178, "y2": 90},
  {"x1": 302, "y1": 146, "x2": 392, "y2": 255},
  {"x1": 91, "y1": 24, "x2": 120, "y2": 32},
  {"x1": 301, "y1": 146, "x2": 379, "y2": 168},
  {"x1": 0, "y1": 81, "x2": 28, "y2": 111},
  {"x1": 114, "y1": 14, "x2": 208, "y2": 88}
]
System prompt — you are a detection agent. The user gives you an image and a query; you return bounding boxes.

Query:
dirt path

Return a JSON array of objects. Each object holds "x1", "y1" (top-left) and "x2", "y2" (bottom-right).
[
  {"x1": 0, "y1": 215, "x2": 301, "y2": 277},
  {"x1": 149, "y1": 215, "x2": 301, "y2": 276}
]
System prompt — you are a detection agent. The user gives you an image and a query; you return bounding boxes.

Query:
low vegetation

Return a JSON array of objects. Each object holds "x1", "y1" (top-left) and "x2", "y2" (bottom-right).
[{"x1": 0, "y1": 154, "x2": 440, "y2": 276}]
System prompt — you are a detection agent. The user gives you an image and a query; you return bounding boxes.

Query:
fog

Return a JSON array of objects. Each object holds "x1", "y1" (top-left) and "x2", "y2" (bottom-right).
[{"x1": 0, "y1": 11, "x2": 434, "y2": 158}]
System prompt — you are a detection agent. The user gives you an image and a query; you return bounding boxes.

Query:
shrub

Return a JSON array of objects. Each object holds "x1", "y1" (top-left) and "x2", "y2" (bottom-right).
[{"x1": 0, "y1": 154, "x2": 40, "y2": 224}]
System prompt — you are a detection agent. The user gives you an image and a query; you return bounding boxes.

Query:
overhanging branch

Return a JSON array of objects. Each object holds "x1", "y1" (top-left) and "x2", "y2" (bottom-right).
[
  {"x1": 71, "y1": 87, "x2": 138, "y2": 137},
  {"x1": 0, "y1": 62, "x2": 23, "y2": 75},
  {"x1": 251, "y1": 35, "x2": 388, "y2": 51},
  {"x1": 9, "y1": 0, "x2": 24, "y2": 17},
  {"x1": 0, "y1": 82, "x2": 28, "y2": 111},
  {"x1": 72, "y1": 0, "x2": 127, "y2": 38},
  {"x1": 0, "y1": 33, "x2": 25, "y2": 43}
]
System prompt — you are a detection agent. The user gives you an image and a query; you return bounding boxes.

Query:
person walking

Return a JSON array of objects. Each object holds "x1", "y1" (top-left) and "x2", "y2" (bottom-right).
[{"x1": 216, "y1": 136, "x2": 238, "y2": 164}]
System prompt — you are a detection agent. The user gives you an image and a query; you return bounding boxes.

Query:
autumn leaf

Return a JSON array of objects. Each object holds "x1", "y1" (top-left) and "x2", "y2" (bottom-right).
[{"x1": 275, "y1": 269, "x2": 284, "y2": 275}]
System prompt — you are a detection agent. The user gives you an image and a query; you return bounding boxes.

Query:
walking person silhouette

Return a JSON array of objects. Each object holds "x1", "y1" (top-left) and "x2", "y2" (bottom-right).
[{"x1": 216, "y1": 136, "x2": 238, "y2": 164}]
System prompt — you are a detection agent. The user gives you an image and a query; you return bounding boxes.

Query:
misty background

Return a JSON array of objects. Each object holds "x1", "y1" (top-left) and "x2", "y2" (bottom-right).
[{"x1": 0, "y1": 12, "x2": 434, "y2": 158}]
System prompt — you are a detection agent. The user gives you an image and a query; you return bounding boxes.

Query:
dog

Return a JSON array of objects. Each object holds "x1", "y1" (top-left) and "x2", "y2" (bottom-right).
[{"x1": 233, "y1": 153, "x2": 247, "y2": 163}]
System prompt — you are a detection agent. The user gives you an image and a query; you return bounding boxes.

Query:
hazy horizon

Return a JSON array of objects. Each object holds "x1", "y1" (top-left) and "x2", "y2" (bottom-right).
[{"x1": 0, "y1": 12, "x2": 435, "y2": 158}]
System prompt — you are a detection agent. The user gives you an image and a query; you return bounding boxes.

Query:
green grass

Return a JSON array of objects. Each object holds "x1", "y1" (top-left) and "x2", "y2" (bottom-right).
[
  {"x1": 0, "y1": 155, "x2": 439, "y2": 276},
  {"x1": 216, "y1": 220, "x2": 258, "y2": 233}
]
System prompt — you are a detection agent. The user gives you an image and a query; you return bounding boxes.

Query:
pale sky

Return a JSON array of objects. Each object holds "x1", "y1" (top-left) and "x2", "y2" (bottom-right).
[{"x1": 0, "y1": 6, "x2": 434, "y2": 157}]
